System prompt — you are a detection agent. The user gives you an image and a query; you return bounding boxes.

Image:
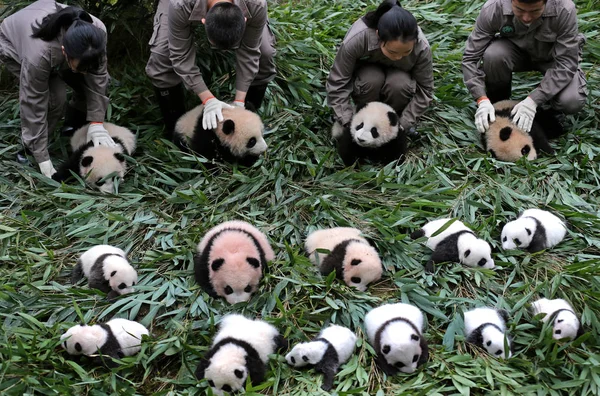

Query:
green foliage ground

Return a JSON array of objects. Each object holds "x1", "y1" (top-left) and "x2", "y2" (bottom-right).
[{"x1": 1, "y1": 0, "x2": 599, "y2": 395}]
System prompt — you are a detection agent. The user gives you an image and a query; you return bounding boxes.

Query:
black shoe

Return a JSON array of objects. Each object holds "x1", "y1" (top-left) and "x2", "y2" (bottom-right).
[
  {"x1": 406, "y1": 126, "x2": 420, "y2": 140},
  {"x1": 16, "y1": 149, "x2": 31, "y2": 166},
  {"x1": 245, "y1": 84, "x2": 268, "y2": 111},
  {"x1": 61, "y1": 105, "x2": 88, "y2": 136},
  {"x1": 486, "y1": 84, "x2": 512, "y2": 104},
  {"x1": 154, "y1": 83, "x2": 186, "y2": 140}
]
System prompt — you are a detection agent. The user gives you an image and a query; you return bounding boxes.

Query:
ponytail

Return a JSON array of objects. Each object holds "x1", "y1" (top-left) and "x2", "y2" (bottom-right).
[
  {"x1": 31, "y1": 7, "x2": 106, "y2": 73},
  {"x1": 363, "y1": 0, "x2": 418, "y2": 43}
]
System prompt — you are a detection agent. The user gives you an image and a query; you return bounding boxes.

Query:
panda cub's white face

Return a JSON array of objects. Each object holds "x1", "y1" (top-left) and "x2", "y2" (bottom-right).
[
  {"x1": 553, "y1": 311, "x2": 579, "y2": 340},
  {"x1": 501, "y1": 219, "x2": 534, "y2": 250},
  {"x1": 350, "y1": 102, "x2": 399, "y2": 148},
  {"x1": 285, "y1": 341, "x2": 326, "y2": 367}
]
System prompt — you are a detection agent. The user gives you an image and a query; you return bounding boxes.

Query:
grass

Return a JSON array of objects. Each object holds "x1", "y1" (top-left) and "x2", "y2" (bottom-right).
[{"x1": 1, "y1": 0, "x2": 599, "y2": 395}]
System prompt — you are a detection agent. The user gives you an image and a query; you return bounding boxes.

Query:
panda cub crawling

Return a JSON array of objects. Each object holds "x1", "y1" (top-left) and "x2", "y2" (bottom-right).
[
  {"x1": 531, "y1": 298, "x2": 583, "y2": 341},
  {"x1": 305, "y1": 227, "x2": 383, "y2": 291},
  {"x1": 483, "y1": 100, "x2": 564, "y2": 162},
  {"x1": 286, "y1": 325, "x2": 357, "y2": 391},
  {"x1": 195, "y1": 220, "x2": 275, "y2": 304},
  {"x1": 365, "y1": 303, "x2": 428, "y2": 375},
  {"x1": 71, "y1": 245, "x2": 138, "y2": 299},
  {"x1": 332, "y1": 102, "x2": 406, "y2": 166},
  {"x1": 411, "y1": 218, "x2": 494, "y2": 272},
  {"x1": 174, "y1": 104, "x2": 267, "y2": 166},
  {"x1": 464, "y1": 307, "x2": 512, "y2": 358},
  {"x1": 195, "y1": 314, "x2": 286, "y2": 396},
  {"x1": 501, "y1": 208, "x2": 567, "y2": 252},
  {"x1": 61, "y1": 318, "x2": 148, "y2": 365},
  {"x1": 53, "y1": 123, "x2": 136, "y2": 193}
]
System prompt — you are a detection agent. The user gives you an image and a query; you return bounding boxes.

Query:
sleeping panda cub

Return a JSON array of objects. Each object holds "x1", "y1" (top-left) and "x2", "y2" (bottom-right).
[
  {"x1": 195, "y1": 314, "x2": 286, "y2": 396},
  {"x1": 61, "y1": 318, "x2": 148, "y2": 366},
  {"x1": 305, "y1": 227, "x2": 383, "y2": 291},
  {"x1": 71, "y1": 244, "x2": 138, "y2": 299},
  {"x1": 501, "y1": 208, "x2": 567, "y2": 252},
  {"x1": 285, "y1": 325, "x2": 357, "y2": 391},
  {"x1": 365, "y1": 303, "x2": 428, "y2": 375},
  {"x1": 332, "y1": 102, "x2": 406, "y2": 166},
  {"x1": 53, "y1": 123, "x2": 136, "y2": 193},
  {"x1": 195, "y1": 220, "x2": 275, "y2": 304},
  {"x1": 483, "y1": 100, "x2": 564, "y2": 162},
  {"x1": 464, "y1": 307, "x2": 512, "y2": 358},
  {"x1": 174, "y1": 104, "x2": 267, "y2": 166},
  {"x1": 411, "y1": 218, "x2": 494, "y2": 272},
  {"x1": 531, "y1": 298, "x2": 583, "y2": 341}
]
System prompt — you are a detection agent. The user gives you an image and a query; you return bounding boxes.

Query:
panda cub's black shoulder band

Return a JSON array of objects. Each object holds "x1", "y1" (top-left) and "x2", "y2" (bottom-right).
[
  {"x1": 546, "y1": 308, "x2": 578, "y2": 323},
  {"x1": 97, "y1": 323, "x2": 124, "y2": 361},
  {"x1": 319, "y1": 239, "x2": 363, "y2": 279},
  {"x1": 521, "y1": 216, "x2": 547, "y2": 253}
]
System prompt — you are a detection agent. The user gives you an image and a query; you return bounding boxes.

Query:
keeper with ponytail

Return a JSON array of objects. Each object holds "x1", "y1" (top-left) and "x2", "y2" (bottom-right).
[
  {"x1": 0, "y1": 0, "x2": 113, "y2": 177},
  {"x1": 327, "y1": 0, "x2": 433, "y2": 140}
]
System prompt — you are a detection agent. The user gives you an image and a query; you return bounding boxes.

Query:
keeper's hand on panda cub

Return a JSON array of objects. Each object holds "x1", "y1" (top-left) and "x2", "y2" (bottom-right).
[
  {"x1": 87, "y1": 123, "x2": 117, "y2": 148},
  {"x1": 475, "y1": 98, "x2": 496, "y2": 133},
  {"x1": 511, "y1": 97, "x2": 537, "y2": 133},
  {"x1": 202, "y1": 98, "x2": 234, "y2": 130}
]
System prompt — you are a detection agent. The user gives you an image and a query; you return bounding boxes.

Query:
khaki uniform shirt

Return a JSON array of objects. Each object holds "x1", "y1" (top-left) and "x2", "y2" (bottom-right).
[
  {"x1": 168, "y1": 0, "x2": 267, "y2": 94},
  {"x1": 462, "y1": 0, "x2": 584, "y2": 104},
  {"x1": 326, "y1": 18, "x2": 434, "y2": 128},
  {"x1": 0, "y1": 0, "x2": 109, "y2": 162}
]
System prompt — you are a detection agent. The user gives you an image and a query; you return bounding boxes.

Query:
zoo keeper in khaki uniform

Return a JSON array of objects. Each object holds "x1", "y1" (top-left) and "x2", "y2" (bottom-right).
[
  {"x1": 327, "y1": 0, "x2": 433, "y2": 139},
  {"x1": 0, "y1": 0, "x2": 115, "y2": 177},
  {"x1": 145, "y1": 0, "x2": 276, "y2": 138},
  {"x1": 463, "y1": 0, "x2": 587, "y2": 134}
]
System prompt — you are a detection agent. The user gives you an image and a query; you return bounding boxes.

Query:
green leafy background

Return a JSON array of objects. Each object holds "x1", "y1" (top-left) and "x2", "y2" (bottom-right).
[{"x1": 0, "y1": 0, "x2": 599, "y2": 395}]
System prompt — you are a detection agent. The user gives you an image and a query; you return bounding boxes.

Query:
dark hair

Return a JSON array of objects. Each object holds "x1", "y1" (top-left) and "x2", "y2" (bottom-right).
[
  {"x1": 205, "y1": 3, "x2": 245, "y2": 50},
  {"x1": 363, "y1": 0, "x2": 418, "y2": 43},
  {"x1": 31, "y1": 7, "x2": 106, "y2": 72}
]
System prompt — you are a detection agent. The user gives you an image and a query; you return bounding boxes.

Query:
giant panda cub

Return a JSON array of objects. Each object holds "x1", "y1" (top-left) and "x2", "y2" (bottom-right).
[
  {"x1": 411, "y1": 218, "x2": 494, "y2": 272},
  {"x1": 195, "y1": 220, "x2": 275, "y2": 304},
  {"x1": 483, "y1": 100, "x2": 564, "y2": 162},
  {"x1": 332, "y1": 102, "x2": 406, "y2": 166},
  {"x1": 174, "y1": 104, "x2": 267, "y2": 166},
  {"x1": 501, "y1": 208, "x2": 567, "y2": 252},
  {"x1": 285, "y1": 324, "x2": 357, "y2": 391},
  {"x1": 531, "y1": 298, "x2": 583, "y2": 341},
  {"x1": 61, "y1": 318, "x2": 148, "y2": 365},
  {"x1": 365, "y1": 303, "x2": 429, "y2": 375},
  {"x1": 305, "y1": 227, "x2": 383, "y2": 291},
  {"x1": 195, "y1": 314, "x2": 286, "y2": 396},
  {"x1": 71, "y1": 245, "x2": 138, "y2": 299},
  {"x1": 53, "y1": 123, "x2": 136, "y2": 193},
  {"x1": 464, "y1": 307, "x2": 512, "y2": 358}
]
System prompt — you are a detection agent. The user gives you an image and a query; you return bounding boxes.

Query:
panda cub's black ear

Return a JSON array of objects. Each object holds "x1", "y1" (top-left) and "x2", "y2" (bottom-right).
[
  {"x1": 355, "y1": 102, "x2": 368, "y2": 113},
  {"x1": 387, "y1": 111, "x2": 399, "y2": 127},
  {"x1": 499, "y1": 127, "x2": 513, "y2": 141},
  {"x1": 114, "y1": 152, "x2": 125, "y2": 162},
  {"x1": 81, "y1": 156, "x2": 93, "y2": 167},
  {"x1": 222, "y1": 120, "x2": 236, "y2": 135}
]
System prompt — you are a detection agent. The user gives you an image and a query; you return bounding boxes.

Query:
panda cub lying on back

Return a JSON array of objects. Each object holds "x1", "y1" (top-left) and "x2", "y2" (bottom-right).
[
  {"x1": 174, "y1": 104, "x2": 267, "y2": 166},
  {"x1": 53, "y1": 123, "x2": 136, "y2": 193},
  {"x1": 332, "y1": 102, "x2": 407, "y2": 166},
  {"x1": 483, "y1": 100, "x2": 564, "y2": 162}
]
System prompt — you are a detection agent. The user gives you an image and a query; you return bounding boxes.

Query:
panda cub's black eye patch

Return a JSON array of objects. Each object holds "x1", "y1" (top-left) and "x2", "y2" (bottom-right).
[
  {"x1": 478, "y1": 258, "x2": 487, "y2": 267},
  {"x1": 555, "y1": 329, "x2": 562, "y2": 335},
  {"x1": 351, "y1": 259, "x2": 361, "y2": 266},
  {"x1": 118, "y1": 283, "x2": 126, "y2": 289},
  {"x1": 224, "y1": 285, "x2": 233, "y2": 295},
  {"x1": 290, "y1": 356, "x2": 296, "y2": 364},
  {"x1": 503, "y1": 236, "x2": 507, "y2": 242},
  {"x1": 355, "y1": 122, "x2": 364, "y2": 130},
  {"x1": 95, "y1": 180, "x2": 105, "y2": 186},
  {"x1": 234, "y1": 369, "x2": 244, "y2": 379},
  {"x1": 495, "y1": 350, "x2": 503, "y2": 355},
  {"x1": 244, "y1": 285, "x2": 252, "y2": 293},
  {"x1": 75, "y1": 342, "x2": 82, "y2": 352},
  {"x1": 351, "y1": 277, "x2": 361, "y2": 284},
  {"x1": 411, "y1": 334, "x2": 419, "y2": 341},
  {"x1": 412, "y1": 354, "x2": 420, "y2": 363},
  {"x1": 247, "y1": 137, "x2": 257, "y2": 148},
  {"x1": 302, "y1": 355, "x2": 309, "y2": 362},
  {"x1": 521, "y1": 145, "x2": 531, "y2": 155},
  {"x1": 515, "y1": 238, "x2": 521, "y2": 245},
  {"x1": 382, "y1": 345, "x2": 390, "y2": 354},
  {"x1": 222, "y1": 385, "x2": 232, "y2": 392},
  {"x1": 370, "y1": 127, "x2": 379, "y2": 138},
  {"x1": 486, "y1": 340, "x2": 492, "y2": 346},
  {"x1": 395, "y1": 361, "x2": 405, "y2": 368}
]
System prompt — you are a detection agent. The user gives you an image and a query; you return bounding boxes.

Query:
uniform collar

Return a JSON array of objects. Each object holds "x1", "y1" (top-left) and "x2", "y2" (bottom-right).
[
  {"x1": 189, "y1": 0, "x2": 250, "y2": 22},
  {"x1": 502, "y1": 0, "x2": 558, "y2": 17}
]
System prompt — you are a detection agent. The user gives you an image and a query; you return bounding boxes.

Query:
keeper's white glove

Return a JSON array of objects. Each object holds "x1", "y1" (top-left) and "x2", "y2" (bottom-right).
[
  {"x1": 511, "y1": 97, "x2": 537, "y2": 133},
  {"x1": 202, "y1": 98, "x2": 234, "y2": 130},
  {"x1": 39, "y1": 159, "x2": 57, "y2": 177},
  {"x1": 87, "y1": 123, "x2": 117, "y2": 147},
  {"x1": 475, "y1": 98, "x2": 496, "y2": 133},
  {"x1": 233, "y1": 100, "x2": 245, "y2": 109}
]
